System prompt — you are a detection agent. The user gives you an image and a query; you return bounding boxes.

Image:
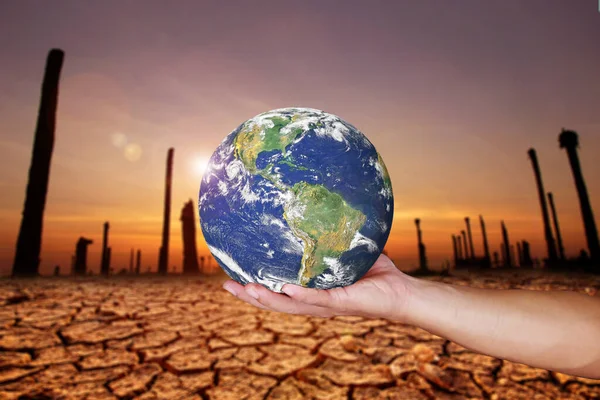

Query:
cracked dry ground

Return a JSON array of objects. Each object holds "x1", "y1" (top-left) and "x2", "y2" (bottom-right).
[{"x1": 1, "y1": 273, "x2": 599, "y2": 400}]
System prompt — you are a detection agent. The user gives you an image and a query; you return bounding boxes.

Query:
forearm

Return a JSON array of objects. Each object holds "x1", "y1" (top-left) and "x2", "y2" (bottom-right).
[{"x1": 402, "y1": 276, "x2": 600, "y2": 378}]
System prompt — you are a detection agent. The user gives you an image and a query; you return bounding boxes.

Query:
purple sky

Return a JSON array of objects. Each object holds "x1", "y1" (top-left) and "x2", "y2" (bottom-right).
[{"x1": 1, "y1": 1, "x2": 599, "y2": 273}]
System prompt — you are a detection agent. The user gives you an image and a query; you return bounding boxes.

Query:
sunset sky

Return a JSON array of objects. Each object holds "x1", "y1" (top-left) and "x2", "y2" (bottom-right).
[{"x1": 1, "y1": 0, "x2": 600, "y2": 275}]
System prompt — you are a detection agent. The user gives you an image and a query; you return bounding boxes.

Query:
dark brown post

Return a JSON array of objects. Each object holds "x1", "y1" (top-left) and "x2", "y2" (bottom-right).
[
  {"x1": 451, "y1": 234, "x2": 459, "y2": 266},
  {"x1": 517, "y1": 241, "x2": 523, "y2": 267},
  {"x1": 464, "y1": 217, "x2": 475, "y2": 259},
  {"x1": 501, "y1": 220, "x2": 512, "y2": 267},
  {"x1": 457, "y1": 235, "x2": 463, "y2": 261},
  {"x1": 559, "y1": 129, "x2": 600, "y2": 265},
  {"x1": 12, "y1": 49, "x2": 64, "y2": 277},
  {"x1": 415, "y1": 218, "x2": 428, "y2": 272},
  {"x1": 135, "y1": 249, "x2": 141, "y2": 275},
  {"x1": 158, "y1": 148, "x2": 174, "y2": 275},
  {"x1": 479, "y1": 215, "x2": 491, "y2": 267},
  {"x1": 546, "y1": 192, "x2": 565, "y2": 261},
  {"x1": 521, "y1": 240, "x2": 533, "y2": 267},
  {"x1": 460, "y1": 230, "x2": 468, "y2": 260},
  {"x1": 74, "y1": 237, "x2": 93, "y2": 275},
  {"x1": 100, "y1": 222, "x2": 110, "y2": 276},
  {"x1": 527, "y1": 148, "x2": 558, "y2": 265},
  {"x1": 180, "y1": 200, "x2": 200, "y2": 274}
]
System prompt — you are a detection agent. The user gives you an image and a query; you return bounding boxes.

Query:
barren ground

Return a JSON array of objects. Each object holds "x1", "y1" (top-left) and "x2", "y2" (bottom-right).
[{"x1": 1, "y1": 270, "x2": 599, "y2": 399}]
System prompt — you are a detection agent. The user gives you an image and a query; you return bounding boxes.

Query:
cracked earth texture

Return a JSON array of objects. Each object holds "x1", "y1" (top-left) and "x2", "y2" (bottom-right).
[{"x1": 0, "y1": 271, "x2": 599, "y2": 399}]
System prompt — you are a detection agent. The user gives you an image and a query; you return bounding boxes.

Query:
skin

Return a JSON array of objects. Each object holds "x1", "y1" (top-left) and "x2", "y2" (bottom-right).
[{"x1": 223, "y1": 254, "x2": 600, "y2": 379}]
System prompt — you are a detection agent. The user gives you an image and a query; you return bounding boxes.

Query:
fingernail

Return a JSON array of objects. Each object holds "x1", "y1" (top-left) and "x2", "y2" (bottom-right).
[
  {"x1": 223, "y1": 284, "x2": 237, "y2": 297},
  {"x1": 246, "y1": 287, "x2": 259, "y2": 300}
]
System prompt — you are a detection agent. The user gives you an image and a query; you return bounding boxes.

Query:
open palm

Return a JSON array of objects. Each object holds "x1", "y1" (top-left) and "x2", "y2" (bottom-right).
[{"x1": 222, "y1": 254, "x2": 413, "y2": 320}]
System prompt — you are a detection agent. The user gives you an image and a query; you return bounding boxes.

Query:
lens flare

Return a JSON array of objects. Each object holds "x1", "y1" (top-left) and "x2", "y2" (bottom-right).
[{"x1": 124, "y1": 143, "x2": 142, "y2": 162}]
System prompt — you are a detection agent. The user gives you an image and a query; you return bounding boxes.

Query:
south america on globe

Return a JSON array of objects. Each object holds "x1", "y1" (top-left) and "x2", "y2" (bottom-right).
[{"x1": 199, "y1": 107, "x2": 393, "y2": 292}]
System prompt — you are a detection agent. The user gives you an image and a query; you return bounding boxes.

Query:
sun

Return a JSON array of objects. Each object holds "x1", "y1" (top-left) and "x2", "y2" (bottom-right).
[{"x1": 191, "y1": 155, "x2": 210, "y2": 177}]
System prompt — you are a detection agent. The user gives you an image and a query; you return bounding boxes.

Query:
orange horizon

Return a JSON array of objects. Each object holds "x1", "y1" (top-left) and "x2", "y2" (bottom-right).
[{"x1": 0, "y1": 194, "x2": 595, "y2": 276}]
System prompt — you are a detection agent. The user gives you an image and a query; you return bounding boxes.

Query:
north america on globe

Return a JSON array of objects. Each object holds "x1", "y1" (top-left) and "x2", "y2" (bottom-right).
[{"x1": 199, "y1": 107, "x2": 394, "y2": 292}]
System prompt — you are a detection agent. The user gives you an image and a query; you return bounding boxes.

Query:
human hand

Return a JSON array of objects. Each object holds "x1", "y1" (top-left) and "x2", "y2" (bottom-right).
[{"x1": 222, "y1": 254, "x2": 415, "y2": 321}]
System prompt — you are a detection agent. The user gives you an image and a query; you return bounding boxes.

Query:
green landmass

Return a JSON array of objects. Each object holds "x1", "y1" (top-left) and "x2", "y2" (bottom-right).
[
  {"x1": 234, "y1": 115, "x2": 304, "y2": 175},
  {"x1": 278, "y1": 157, "x2": 308, "y2": 171},
  {"x1": 232, "y1": 111, "x2": 367, "y2": 286},
  {"x1": 283, "y1": 182, "x2": 366, "y2": 285}
]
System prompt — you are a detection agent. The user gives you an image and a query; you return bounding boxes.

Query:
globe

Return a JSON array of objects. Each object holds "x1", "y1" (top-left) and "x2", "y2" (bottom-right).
[{"x1": 199, "y1": 107, "x2": 393, "y2": 292}]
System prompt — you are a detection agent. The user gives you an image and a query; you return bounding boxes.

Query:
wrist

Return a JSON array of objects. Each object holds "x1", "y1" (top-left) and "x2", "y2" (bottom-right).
[
  {"x1": 398, "y1": 275, "x2": 456, "y2": 329},
  {"x1": 388, "y1": 274, "x2": 425, "y2": 325}
]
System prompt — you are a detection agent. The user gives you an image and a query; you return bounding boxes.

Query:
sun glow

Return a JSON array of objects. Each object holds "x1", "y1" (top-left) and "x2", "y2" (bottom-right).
[{"x1": 192, "y1": 155, "x2": 210, "y2": 177}]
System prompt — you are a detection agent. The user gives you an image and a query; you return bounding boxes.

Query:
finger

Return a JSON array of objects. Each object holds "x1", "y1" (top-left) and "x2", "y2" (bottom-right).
[
  {"x1": 223, "y1": 280, "x2": 243, "y2": 295},
  {"x1": 222, "y1": 280, "x2": 270, "y2": 311},
  {"x1": 244, "y1": 283, "x2": 336, "y2": 317},
  {"x1": 281, "y1": 284, "x2": 350, "y2": 313}
]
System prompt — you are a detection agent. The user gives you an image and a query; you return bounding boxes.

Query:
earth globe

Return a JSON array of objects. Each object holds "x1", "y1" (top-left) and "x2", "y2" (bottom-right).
[{"x1": 199, "y1": 107, "x2": 393, "y2": 292}]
